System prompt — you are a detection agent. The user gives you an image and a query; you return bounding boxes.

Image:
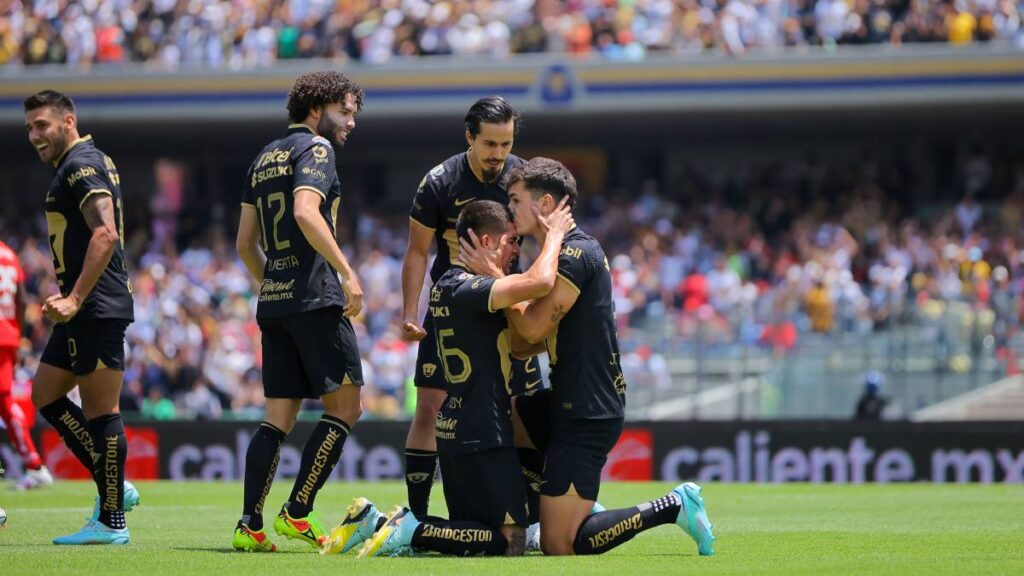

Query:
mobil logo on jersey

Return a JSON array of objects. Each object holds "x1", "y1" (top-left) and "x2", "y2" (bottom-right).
[{"x1": 602, "y1": 427, "x2": 652, "y2": 481}]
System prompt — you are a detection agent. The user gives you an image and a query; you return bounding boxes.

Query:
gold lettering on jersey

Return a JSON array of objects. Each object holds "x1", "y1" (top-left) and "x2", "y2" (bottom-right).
[
  {"x1": 256, "y1": 148, "x2": 292, "y2": 168},
  {"x1": 613, "y1": 372, "x2": 627, "y2": 395},
  {"x1": 295, "y1": 428, "x2": 342, "y2": 504},
  {"x1": 429, "y1": 305, "x2": 450, "y2": 318},
  {"x1": 419, "y1": 525, "x2": 493, "y2": 543},
  {"x1": 251, "y1": 165, "x2": 294, "y2": 187},
  {"x1": 312, "y1": 145, "x2": 329, "y2": 163},
  {"x1": 435, "y1": 416, "x2": 458, "y2": 440},
  {"x1": 301, "y1": 166, "x2": 326, "y2": 181},
  {"x1": 259, "y1": 278, "x2": 295, "y2": 302},
  {"x1": 66, "y1": 166, "x2": 98, "y2": 187},
  {"x1": 268, "y1": 255, "x2": 299, "y2": 271},
  {"x1": 560, "y1": 245, "x2": 583, "y2": 260},
  {"x1": 588, "y1": 513, "x2": 642, "y2": 548},
  {"x1": 430, "y1": 285, "x2": 442, "y2": 303},
  {"x1": 447, "y1": 396, "x2": 463, "y2": 410}
]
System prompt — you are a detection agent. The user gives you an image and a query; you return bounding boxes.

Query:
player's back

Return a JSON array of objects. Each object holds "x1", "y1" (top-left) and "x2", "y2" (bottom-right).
[
  {"x1": 430, "y1": 267, "x2": 514, "y2": 454},
  {"x1": 0, "y1": 242, "x2": 22, "y2": 348},
  {"x1": 547, "y1": 227, "x2": 626, "y2": 420},
  {"x1": 243, "y1": 124, "x2": 344, "y2": 318}
]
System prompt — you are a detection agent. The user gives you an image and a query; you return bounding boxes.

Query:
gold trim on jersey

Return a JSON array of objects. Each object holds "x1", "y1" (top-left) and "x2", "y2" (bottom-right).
[
  {"x1": 497, "y1": 328, "x2": 513, "y2": 396},
  {"x1": 288, "y1": 123, "x2": 316, "y2": 134},
  {"x1": 240, "y1": 201, "x2": 255, "y2": 207},
  {"x1": 52, "y1": 135, "x2": 93, "y2": 167},
  {"x1": 556, "y1": 273, "x2": 581, "y2": 295},
  {"x1": 486, "y1": 280, "x2": 497, "y2": 313},
  {"x1": 545, "y1": 323, "x2": 559, "y2": 366},
  {"x1": 442, "y1": 228, "x2": 461, "y2": 266},
  {"x1": 293, "y1": 185, "x2": 326, "y2": 200},
  {"x1": 409, "y1": 215, "x2": 436, "y2": 232},
  {"x1": 78, "y1": 188, "x2": 112, "y2": 210}
]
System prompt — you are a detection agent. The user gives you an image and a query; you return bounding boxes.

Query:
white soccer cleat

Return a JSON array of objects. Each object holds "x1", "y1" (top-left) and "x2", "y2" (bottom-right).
[{"x1": 14, "y1": 466, "x2": 54, "y2": 491}]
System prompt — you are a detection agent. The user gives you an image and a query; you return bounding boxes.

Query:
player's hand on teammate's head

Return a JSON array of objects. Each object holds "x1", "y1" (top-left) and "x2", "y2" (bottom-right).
[
  {"x1": 401, "y1": 321, "x2": 427, "y2": 342},
  {"x1": 534, "y1": 196, "x2": 574, "y2": 236},
  {"x1": 459, "y1": 228, "x2": 504, "y2": 278},
  {"x1": 341, "y1": 278, "x2": 363, "y2": 318}
]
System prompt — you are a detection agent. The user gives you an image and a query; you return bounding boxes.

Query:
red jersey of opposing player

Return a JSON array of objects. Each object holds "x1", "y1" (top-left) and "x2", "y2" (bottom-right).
[{"x1": 0, "y1": 240, "x2": 24, "y2": 350}]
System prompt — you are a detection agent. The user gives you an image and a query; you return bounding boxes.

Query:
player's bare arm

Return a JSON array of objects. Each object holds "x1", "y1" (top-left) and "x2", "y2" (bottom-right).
[
  {"x1": 293, "y1": 187, "x2": 363, "y2": 317},
  {"x1": 43, "y1": 194, "x2": 118, "y2": 323},
  {"x1": 235, "y1": 204, "x2": 266, "y2": 284},
  {"x1": 506, "y1": 277, "x2": 579, "y2": 345},
  {"x1": 400, "y1": 218, "x2": 434, "y2": 341},
  {"x1": 460, "y1": 197, "x2": 574, "y2": 311}
]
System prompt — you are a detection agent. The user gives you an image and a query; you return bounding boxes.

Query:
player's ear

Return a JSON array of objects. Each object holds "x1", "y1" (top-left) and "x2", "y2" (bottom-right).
[{"x1": 465, "y1": 130, "x2": 475, "y2": 149}]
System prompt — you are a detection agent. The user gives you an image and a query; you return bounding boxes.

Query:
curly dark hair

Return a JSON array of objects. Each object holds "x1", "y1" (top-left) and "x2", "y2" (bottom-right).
[{"x1": 286, "y1": 71, "x2": 364, "y2": 124}]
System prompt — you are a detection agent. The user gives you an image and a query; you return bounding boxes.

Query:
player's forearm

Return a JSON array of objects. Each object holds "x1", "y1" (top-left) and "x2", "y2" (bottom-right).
[
  {"x1": 237, "y1": 243, "x2": 265, "y2": 284},
  {"x1": 69, "y1": 227, "x2": 117, "y2": 304},
  {"x1": 401, "y1": 253, "x2": 428, "y2": 320},
  {"x1": 295, "y1": 213, "x2": 353, "y2": 279}
]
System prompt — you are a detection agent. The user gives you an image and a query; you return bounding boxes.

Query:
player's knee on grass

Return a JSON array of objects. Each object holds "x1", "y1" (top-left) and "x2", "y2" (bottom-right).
[{"x1": 501, "y1": 524, "x2": 527, "y2": 556}]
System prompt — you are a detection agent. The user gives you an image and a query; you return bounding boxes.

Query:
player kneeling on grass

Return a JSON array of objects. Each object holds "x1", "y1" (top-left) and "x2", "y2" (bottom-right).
[
  {"x1": 463, "y1": 158, "x2": 716, "y2": 557},
  {"x1": 321, "y1": 199, "x2": 574, "y2": 557}
]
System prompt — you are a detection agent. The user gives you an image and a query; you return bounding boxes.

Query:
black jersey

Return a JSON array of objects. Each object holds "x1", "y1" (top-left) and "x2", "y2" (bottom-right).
[
  {"x1": 545, "y1": 227, "x2": 626, "y2": 420},
  {"x1": 242, "y1": 124, "x2": 346, "y2": 319},
  {"x1": 409, "y1": 153, "x2": 525, "y2": 284},
  {"x1": 44, "y1": 135, "x2": 133, "y2": 321},
  {"x1": 430, "y1": 267, "x2": 514, "y2": 455}
]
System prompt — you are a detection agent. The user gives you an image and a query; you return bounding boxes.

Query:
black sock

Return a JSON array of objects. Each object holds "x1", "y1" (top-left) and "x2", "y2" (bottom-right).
[
  {"x1": 240, "y1": 422, "x2": 286, "y2": 531},
  {"x1": 405, "y1": 448, "x2": 437, "y2": 517},
  {"x1": 287, "y1": 415, "x2": 350, "y2": 518},
  {"x1": 88, "y1": 414, "x2": 126, "y2": 530},
  {"x1": 39, "y1": 396, "x2": 99, "y2": 482},
  {"x1": 518, "y1": 448, "x2": 544, "y2": 524},
  {"x1": 572, "y1": 493, "x2": 681, "y2": 555},
  {"x1": 412, "y1": 520, "x2": 507, "y2": 556}
]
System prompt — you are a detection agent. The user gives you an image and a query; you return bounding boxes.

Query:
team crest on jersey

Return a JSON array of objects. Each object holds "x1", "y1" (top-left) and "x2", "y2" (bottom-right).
[
  {"x1": 312, "y1": 135, "x2": 331, "y2": 146},
  {"x1": 429, "y1": 164, "x2": 445, "y2": 178},
  {"x1": 423, "y1": 363, "x2": 437, "y2": 378},
  {"x1": 311, "y1": 145, "x2": 329, "y2": 163},
  {"x1": 459, "y1": 273, "x2": 472, "y2": 282}
]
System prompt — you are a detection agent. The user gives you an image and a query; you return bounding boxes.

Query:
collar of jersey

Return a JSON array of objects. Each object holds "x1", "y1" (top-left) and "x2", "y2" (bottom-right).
[
  {"x1": 52, "y1": 134, "x2": 93, "y2": 168},
  {"x1": 288, "y1": 123, "x2": 317, "y2": 135}
]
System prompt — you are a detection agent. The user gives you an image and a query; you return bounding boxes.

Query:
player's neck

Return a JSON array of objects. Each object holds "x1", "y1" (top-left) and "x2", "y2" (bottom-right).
[{"x1": 300, "y1": 119, "x2": 319, "y2": 135}]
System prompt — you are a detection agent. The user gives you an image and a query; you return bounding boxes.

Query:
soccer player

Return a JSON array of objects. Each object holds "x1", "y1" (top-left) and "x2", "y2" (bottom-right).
[
  {"x1": 331, "y1": 198, "x2": 573, "y2": 557},
  {"x1": 399, "y1": 96, "x2": 539, "y2": 519},
  {"x1": 0, "y1": 239, "x2": 52, "y2": 489},
  {"x1": 24, "y1": 90, "x2": 139, "y2": 544},
  {"x1": 232, "y1": 71, "x2": 366, "y2": 552},
  {"x1": 462, "y1": 158, "x2": 717, "y2": 556}
]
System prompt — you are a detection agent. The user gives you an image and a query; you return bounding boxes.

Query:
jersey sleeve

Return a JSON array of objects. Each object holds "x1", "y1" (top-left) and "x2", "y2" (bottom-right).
[
  {"x1": 452, "y1": 274, "x2": 499, "y2": 314},
  {"x1": 556, "y1": 239, "x2": 588, "y2": 295},
  {"x1": 409, "y1": 170, "x2": 443, "y2": 230},
  {"x1": 66, "y1": 157, "x2": 115, "y2": 211},
  {"x1": 292, "y1": 139, "x2": 337, "y2": 199},
  {"x1": 241, "y1": 165, "x2": 255, "y2": 206}
]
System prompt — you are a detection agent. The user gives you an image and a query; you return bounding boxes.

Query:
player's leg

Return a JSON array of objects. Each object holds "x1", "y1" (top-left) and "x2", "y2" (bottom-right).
[
  {"x1": 0, "y1": 346, "x2": 46, "y2": 485},
  {"x1": 53, "y1": 320, "x2": 132, "y2": 545},
  {"x1": 404, "y1": 315, "x2": 445, "y2": 517},
  {"x1": 234, "y1": 316, "x2": 298, "y2": 552},
  {"x1": 277, "y1": 308, "x2": 363, "y2": 548},
  {"x1": 33, "y1": 325, "x2": 97, "y2": 482}
]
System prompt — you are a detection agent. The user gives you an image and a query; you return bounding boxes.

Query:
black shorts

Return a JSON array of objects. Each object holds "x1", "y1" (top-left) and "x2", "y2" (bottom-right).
[
  {"x1": 514, "y1": 388, "x2": 553, "y2": 452},
  {"x1": 414, "y1": 313, "x2": 446, "y2": 390},
  {"x1": 258, "y1": 306, "x2": 363, "y2": 399},
  {"x1": 541, "y1": 417, "x2": 624, "y2": 502},
  {"x1": 509, "y1": 356, "x2": 544, "y2": 396},
  {"x1": 41, "y1": 318, "x2": 130, "y2": 376},
  {"x1": 439, "y1": 447, "x2": 529, "y2": 528}
]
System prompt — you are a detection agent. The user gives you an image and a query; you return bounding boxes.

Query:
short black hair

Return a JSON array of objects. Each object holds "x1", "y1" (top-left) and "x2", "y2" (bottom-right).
[
  {"x1": 505, "y1": 157, "x2": 577, "y2": 208},
  {"x1": 456, "y1": 200, "x2": 512, "y2": 245},
  {"x1": 287, "y1": 71, "x2": 364, "y2": 124},
  {"x1": 23, "y1": 90, "x2": 75, "y2": 115},
  {"x1": 464, "y1": 95, "x2": 519, "y2": 137}
]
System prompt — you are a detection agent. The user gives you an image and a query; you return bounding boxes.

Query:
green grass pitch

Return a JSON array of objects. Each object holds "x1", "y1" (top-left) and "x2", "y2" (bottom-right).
[{"x1": 1, "y1": 481, "x2": 1021, "y2": 575}]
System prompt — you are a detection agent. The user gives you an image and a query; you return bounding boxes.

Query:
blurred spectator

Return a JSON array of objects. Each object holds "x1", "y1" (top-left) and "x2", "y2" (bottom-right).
[{"x1": 853, "y1": 370, "x2": 889, "y2": 420}]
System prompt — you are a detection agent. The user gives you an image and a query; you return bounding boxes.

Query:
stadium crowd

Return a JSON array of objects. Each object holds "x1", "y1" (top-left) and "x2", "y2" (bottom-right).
[
  {"x1": 3, "y1": 148, "x2": 1023, "y2": 420},
  {"x1": 1, "y1": 0, "x2": 1021, "y2": 68}
]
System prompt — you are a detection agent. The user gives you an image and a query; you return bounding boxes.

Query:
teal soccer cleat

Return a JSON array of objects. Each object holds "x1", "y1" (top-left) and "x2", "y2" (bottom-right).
[
  {"x1": 357, "y1": 507, "x2": 419, "y2": 558},
  {"x1": 673, "y1": 482, "x2": 715, "y2": 556},
  {"x1": 321, "y1": 497, "x2": 383, "y2": 555},
  {"x1": 53, "y1": 519, "x2": 130, "y2": 545}
]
